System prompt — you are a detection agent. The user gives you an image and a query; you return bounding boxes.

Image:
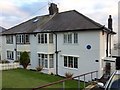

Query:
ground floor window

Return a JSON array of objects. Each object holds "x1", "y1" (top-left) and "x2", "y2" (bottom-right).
[
  {"x1": 64, "y1": 56, "x2": 78, "y2": 68},
  {"x1": 38, "y1": 54, "x2": 54, "y2": 68},
  {"x1": 7, "y1": 51, "x2": 14, "y2": 60}
]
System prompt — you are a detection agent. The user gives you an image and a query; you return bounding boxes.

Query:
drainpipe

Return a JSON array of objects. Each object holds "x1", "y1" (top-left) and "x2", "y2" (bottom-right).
[
  {"x1": 54, "y1": 33, "x2": 58, "y2": 75},
  {"x1": 106, "y1": 33, "x2": 109, "y2": 57},
  {"x1": 15, "y1": 34, "x2": 17, "y2": 60}
]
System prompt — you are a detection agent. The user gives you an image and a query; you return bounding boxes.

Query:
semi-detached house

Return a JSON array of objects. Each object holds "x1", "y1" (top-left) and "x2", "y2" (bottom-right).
[{"x1": 1, "y1": 3, "x2": 116, "y2": 80}]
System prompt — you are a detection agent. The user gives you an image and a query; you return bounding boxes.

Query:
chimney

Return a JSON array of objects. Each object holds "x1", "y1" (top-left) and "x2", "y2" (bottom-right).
[
  {"x1": 49, "y1": 3, "x2": 59, "y2": 15},
  {"x1": 108, "y1": 15, "x2": 113, "y2": 31}
]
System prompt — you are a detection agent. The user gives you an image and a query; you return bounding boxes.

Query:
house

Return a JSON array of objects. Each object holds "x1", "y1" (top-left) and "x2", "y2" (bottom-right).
[
  {"x1": 0, "y1": 26, "x2": 6, "y2": 60},
  {"x1": 2, "y1": 3, "x2": 116, "y2": 79}
]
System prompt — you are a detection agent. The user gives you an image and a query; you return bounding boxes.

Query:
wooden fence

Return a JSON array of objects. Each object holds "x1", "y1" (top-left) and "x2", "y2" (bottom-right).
[{"x1": 0, "y1": 63, "x2": 19, "y2": 70}]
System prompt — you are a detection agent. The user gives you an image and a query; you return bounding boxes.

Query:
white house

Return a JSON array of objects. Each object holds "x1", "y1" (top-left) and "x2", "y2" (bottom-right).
[
  {"x1": 0, "y1": 26, "x2": 6, "y2": 60},
  {"x1": 2, "y1": 3, "x2": 116, "y2": 79}
]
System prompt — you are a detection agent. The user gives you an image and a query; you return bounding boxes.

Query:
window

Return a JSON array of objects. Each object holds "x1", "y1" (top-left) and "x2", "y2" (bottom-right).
[
  {"x1": 49, "y1": 34, "x2": 53, "y2": 43},
  {"x1": 38, "y1": 34, "x2": 47, "y2": 44},
  {"x1": 74, "y1": 33, "x2": 78, "y2": 43},
  {"x1": 64, "y1": 56, "x2": 67, "y2": 67},
  {"x1": 25, "y1": 34, "x2": 30, "y2": 43},
  {"x1": 68, "y1": 33, "x2": 72, "y2": 43},
  {"x1": 49, "y1": 54, "x2": 54, "y2": 68},
  {"x1": 7, "y1": 51, "x2": 14, "y2": 60},
  {"x1": 17, "y1": 52, "x2": 22, "y2": 60},
  {"x1": 16, "y1": 34, "x2": 30, "y2": 44},
  {"x1": 64, "y1": 34, "x2": 67, "y2": 43},
  {"x1": 64, "y1": 56, "x2": 78, "y2": 69},
  {"x1": 38, "y1": 54, "x2": 54, "y2": 68},
  {"x1": 63, "y1": 33, "x2": 78, "y2": 44},
  {"x1": 6, "y1": 35, "x2": 13, "y2": 44}
]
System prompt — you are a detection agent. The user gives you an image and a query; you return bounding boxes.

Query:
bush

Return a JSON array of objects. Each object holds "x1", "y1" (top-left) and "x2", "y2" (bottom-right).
[
  {"x1": 20, "y1": 51, "x2": 30, "y2": 69},
  {"x1": 0, "y1": 60, "x2": 10, "y2": 64},
  {"x1": 36, "y1": 66, "x2": 43, "y2": 71},
  {"x1": 14, "y1": 60, "x2": 20, "y2": 63},
  {"x1": 65, "y1": 72, "x2": 73, "y2": 78}
]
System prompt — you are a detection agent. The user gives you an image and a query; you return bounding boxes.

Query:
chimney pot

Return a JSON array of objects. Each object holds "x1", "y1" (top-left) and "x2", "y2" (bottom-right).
[
  {"x1": 108, "y1": 15, "x2": 112, "y2": 31},
  {"x1": 49, "y1": 3, "x2": 59, "y2": 15}
]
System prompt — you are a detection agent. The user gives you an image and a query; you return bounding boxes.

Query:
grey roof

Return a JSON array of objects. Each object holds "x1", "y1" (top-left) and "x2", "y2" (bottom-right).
[
  {"x1": 0, "y1": 26, "x2": 6, "y2": 35},
  {"x1": 2, "y1": 10, "x2": 116, "y2": 35}
]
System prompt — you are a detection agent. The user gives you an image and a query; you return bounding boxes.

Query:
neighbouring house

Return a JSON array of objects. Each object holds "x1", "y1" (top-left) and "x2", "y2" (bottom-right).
[
  {"x1": 2, "y1": 3, "x2": 116, "y2": 80},
  {"x1": 0, "y1": 26, "x2": 6, "y2": 60}
]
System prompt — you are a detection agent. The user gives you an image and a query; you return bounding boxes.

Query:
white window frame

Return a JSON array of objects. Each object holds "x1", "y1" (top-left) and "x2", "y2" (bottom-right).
[
  {"x1": 38, "y1": 33, "x2": 47, "y2": 44},
  {"x1": 7, "y1": 51, "x2": 14, "y2": 60},
  {"x1": 38, "y1": 53, "x2": 54, "y2": 68},
  {"x1": 74, "y1": 33, "x2": 78, "y2": 44},
  {"x1": 63, "y1": 33, "x2": 78, "y2": 44},
  {"x1": 64, "y1": 56, "x2": 78, "y2": 69},
  {"x1": 16, "y1": 34, "x2": 30, "y2": 44},
  {"x1": 49, "y1": 54, "x2": 54, "y2": 68},
  {"x1": 6, "y1": 35, "x2": 13, "y2": 44}
]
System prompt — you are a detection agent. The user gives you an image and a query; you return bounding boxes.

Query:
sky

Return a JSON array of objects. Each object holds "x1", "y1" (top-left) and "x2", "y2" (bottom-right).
[{"x1": 0, "y1": 0, "x2": 119, "y2": 38}]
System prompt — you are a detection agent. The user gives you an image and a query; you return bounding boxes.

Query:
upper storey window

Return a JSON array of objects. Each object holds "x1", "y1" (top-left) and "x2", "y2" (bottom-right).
[
  {"x1": 6, "y1": 35, "x2": 13, "y2": 44},
  {"x1": 16, "y1": 34, "x2": 30, "y2": 44},
  {"x1": 38, "y1": 33, "x2": 53, "y2": 44}
]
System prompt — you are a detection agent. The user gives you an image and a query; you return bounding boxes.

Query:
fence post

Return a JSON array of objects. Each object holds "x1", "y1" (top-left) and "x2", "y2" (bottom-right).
[
  {"x1": 91, "y1": 72, "x2": 93, "y2": 81},
  {"x1": 96, "y1": 71, "x2": 98, "y2": 80},
  {"x1": 78, "y1": 76, "x2": 80, "y2": 90},
  {"x1": 62, "y1": 81, "x2": 65, "y2": 90},
  {"x1": 84, "y1": 75, "x2": 85, "y2": 89}
]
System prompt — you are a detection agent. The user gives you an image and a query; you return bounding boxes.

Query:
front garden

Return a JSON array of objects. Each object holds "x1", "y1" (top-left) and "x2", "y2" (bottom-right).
[{"x1": 2, "y1": 68, "x2": 84, "y2": 89}]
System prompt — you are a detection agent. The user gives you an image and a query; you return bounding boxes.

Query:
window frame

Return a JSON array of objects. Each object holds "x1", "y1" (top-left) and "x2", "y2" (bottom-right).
[
  {"x1": 7, "y1": 51, "x2": 14, "y2": 60},
  {"x1": 16, "y1": 34, "x2": 30, "y2": 44},
  {"x1": 64, "y1": 56, "x2": 78, "y2": 69},
  {"x1": 38, "y1": 53, "x2": 54, "y2": 68},
  {"x1": 6, "y1": 35, "x2": 13, "y2": 44}
]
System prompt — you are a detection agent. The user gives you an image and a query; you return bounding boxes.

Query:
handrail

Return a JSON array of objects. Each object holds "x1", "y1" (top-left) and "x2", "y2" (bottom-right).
[{"x1": 32, "y1": 70, "x2": 98, "y2": 90}]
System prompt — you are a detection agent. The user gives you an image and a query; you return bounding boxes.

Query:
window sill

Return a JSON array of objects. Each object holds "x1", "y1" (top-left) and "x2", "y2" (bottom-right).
[{"x1": 64, "y1": 67, "x2": 78, "y2": 70}]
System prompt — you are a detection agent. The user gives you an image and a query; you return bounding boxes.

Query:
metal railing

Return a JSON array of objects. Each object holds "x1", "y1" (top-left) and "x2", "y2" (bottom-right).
[{"x1": 33, "y1": 70, "x2": 98, "y2": 90}]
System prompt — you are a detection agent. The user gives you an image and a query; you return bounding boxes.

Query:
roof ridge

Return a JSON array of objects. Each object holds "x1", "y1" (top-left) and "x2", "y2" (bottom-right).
[{"x1": 74, "y1": 10, "x2": 104, "y2": 28}]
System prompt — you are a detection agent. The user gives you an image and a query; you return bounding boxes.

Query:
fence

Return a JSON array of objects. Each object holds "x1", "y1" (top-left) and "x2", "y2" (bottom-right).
[
  {"x1": 0, "y1": 63, "x2": 19, "y2": 70},
  {"x1": 33, "y1": 70, "x2": 98, "y2": 90}
]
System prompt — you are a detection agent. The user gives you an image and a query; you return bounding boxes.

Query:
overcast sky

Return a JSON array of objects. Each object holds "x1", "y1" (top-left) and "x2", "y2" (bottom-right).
[{"x1": 0, "y1": 0, "x2": 119, "y2": 37}]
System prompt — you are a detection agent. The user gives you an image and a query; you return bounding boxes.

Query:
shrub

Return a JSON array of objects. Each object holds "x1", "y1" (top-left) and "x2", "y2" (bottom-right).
[
  {"x1": 0, "y1": 60, "x2": 10, "y2": 64},
  {"x1": 36, "y1": 66, "x2": 43, "y2": 71},
  {"x1": 20, "y1": 51, "x2": 30, "y2": 69},
  {"x1": 14, "y1": 60, "x2": 20, "y2": 63},
  {"x1": 65, "y1": 72, "x2": 73, "y2": 78}
]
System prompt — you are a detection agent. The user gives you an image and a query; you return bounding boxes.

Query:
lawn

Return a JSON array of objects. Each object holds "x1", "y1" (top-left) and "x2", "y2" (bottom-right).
[{"x1": 2, "y1": 68, "x2": 84, "y2": 89}]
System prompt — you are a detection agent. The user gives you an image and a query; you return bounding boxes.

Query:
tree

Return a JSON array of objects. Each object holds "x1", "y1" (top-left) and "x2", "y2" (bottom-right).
[{"x1": 20, "y1": 51, "x2": 30, "y2": 69}]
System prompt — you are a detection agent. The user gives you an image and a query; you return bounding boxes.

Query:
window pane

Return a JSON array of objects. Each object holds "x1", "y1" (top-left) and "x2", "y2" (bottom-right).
[
  {"x1": 74, "y1": 33, "x2": 78, "y2": 43},
  {"x1": 74, "y1": 57, "x2": 78, "y2": 68},
  {"x1": 45, "y1": 34, "x2": 47, "y2": 44},
  {"x1": 25, "y1": 34, "x2": 30, "y2": 43},
  {"x1": 68, "y1": 33, "x2": 72, "y2": 43},
  {"x1": 68, "y1": 56, "x2": 73, "y2": 68},
  {"x1": 64, "y1": 34, "x2": 67, "y2": 43},
  {"x1": 64, "y1": 56, "x2": 67, "y2": 67},
  {"x1": 38, "y1": 34, "x2": 40, "y2": 43},
  {"x1": 49, "y1": 54, "x2": 54, "y2": 68},
  {"x1": 49, "y1": 34, "x2": 53, "y2": 43},
  {"x1": 41, "y1": 34, "x2": 44, "y2": 43}
]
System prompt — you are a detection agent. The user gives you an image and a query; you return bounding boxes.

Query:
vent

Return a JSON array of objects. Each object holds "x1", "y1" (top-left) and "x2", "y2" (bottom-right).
[{"x1": 33, "y1": 18, "x2": 39, "y2": 23}]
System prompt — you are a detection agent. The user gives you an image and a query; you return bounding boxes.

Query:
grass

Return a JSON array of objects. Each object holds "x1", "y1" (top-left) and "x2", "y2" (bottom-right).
[{"x1": 2, "y1": 68, "x2": 84, "y2": 89}]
